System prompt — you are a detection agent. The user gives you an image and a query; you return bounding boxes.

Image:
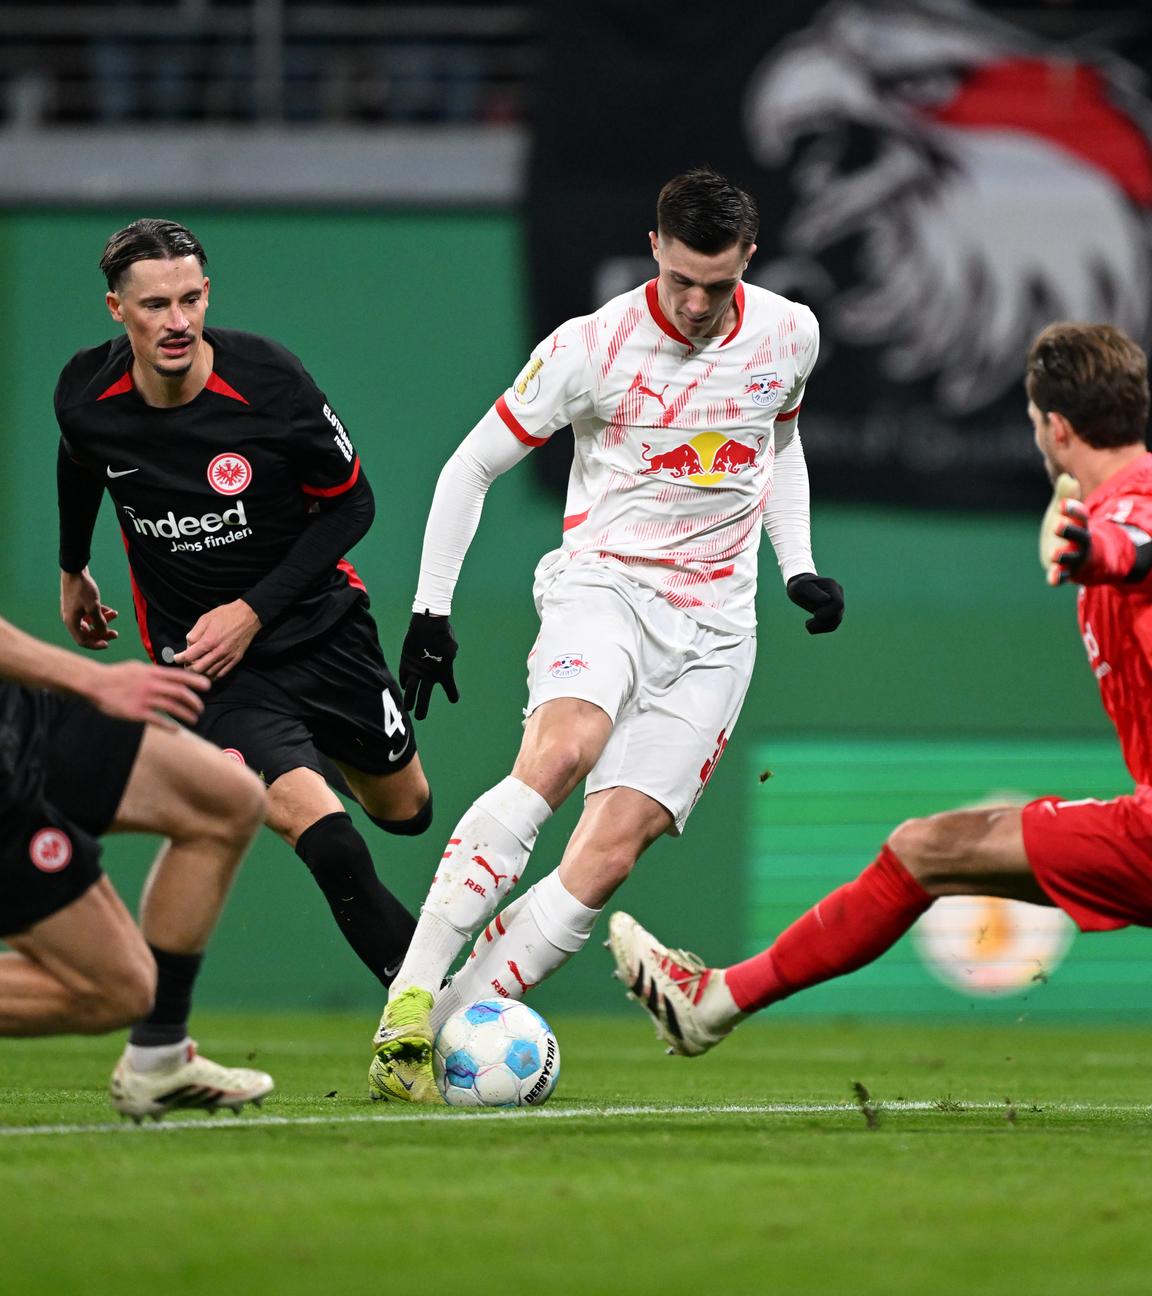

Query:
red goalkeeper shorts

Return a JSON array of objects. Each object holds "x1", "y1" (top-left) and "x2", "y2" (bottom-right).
[{"x1": 1022, "y1": 784, "x2": 1152, "y2": 932}]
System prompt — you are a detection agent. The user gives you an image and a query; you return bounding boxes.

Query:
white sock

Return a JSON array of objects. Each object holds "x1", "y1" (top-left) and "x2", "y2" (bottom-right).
[
  {"x1": 440, "y1": 870, "x2": 601, "y2": 1014},
  {"x1": 391, "y1": 777, "x2": 552, "y2": 996},
  {"x1": 125, "y1": 1038, "x2": 191, "y2": 1074},
  {"x1": 705, "y1": 972, "x2": 747, "y2": 1032},
  {"x1": 430, "y1": 890, "x2": 534, "y2": 1033}
]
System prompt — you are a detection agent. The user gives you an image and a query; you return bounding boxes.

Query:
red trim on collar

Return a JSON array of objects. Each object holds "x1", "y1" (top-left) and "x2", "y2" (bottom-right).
[
  {"x1": 97, "y1": 371, "x2": 134, "y2": 400},
  {"x1": 720, "y1": 282, "x2": 745, "y2": 347},
  {"x1": 205, "y1": 372, "x2": 250, "y2": 404},
  {"x1": 645, "y1": 280, "x2": 693, "y2": 347},
  {"x1": 645, "y1": 279, "x2": 745, "y2": 347}
]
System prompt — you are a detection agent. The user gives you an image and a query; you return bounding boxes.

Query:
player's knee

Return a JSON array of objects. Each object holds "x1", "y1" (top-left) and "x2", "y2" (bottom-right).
[
  {"x1": 115, "y1": 959, "x2": 158, "y2": 1026},
  {"x1": 531, "y1": 736, "x2": 595, "y2": 797},
  {"x1": 367, "y1": 793, "x2": 433, "y2": 837},
  {"x1": 888, "y1": 814, "x2": 967, "y2": 889},
  {"x1": 586, "y1": 844, "x2": 636, "y2": 894},
  {"x1": 216, "y1": 764, "x2": 268, "y2": 845},
  {"x1": 76, "y1": 957, "x2": 156, "y2": 1033}
]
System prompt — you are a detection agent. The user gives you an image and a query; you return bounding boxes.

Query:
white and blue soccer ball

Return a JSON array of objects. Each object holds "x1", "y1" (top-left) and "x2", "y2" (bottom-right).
[{"x1": 433, "y1": 999, "x2": 560, "y2": 1108}]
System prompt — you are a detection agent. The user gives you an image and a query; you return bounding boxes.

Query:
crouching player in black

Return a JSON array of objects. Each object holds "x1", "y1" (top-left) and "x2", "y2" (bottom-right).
[
  {"x1": 54, "y1": 219, "x2": 430, "y2": 1098},
  {"x1": 0, "y1": 613, "x2": 270, "y2": 1118}
]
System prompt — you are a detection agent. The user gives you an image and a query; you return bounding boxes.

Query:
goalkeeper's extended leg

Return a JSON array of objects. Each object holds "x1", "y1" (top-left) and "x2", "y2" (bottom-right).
[{"x1": 610, "y1": 843, "x2": 937, "y2": 1055}]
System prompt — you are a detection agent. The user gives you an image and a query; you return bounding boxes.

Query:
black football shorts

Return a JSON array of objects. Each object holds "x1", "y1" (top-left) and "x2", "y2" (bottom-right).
[
  {"x1": 1, "y1": 689, "x2": 143, "y2": 935},
  {"x1": 0, "y1": 797, "x2": 105, "y2": 937},
  {"x1": 195, "y1": 602, "x2": 417, "y2": 785},
  {"x1": 41, "y1": 693, "x2": 146, "y2": 835}
]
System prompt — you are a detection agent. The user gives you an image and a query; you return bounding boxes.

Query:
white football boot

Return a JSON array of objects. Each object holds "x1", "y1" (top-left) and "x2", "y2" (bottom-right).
[
  {"x1": 607, "y1": 912, "x2": 740, "y2": 1057},
  {"x1": 110, "y1": 1041, "x2": 274, "y2": 1121}
]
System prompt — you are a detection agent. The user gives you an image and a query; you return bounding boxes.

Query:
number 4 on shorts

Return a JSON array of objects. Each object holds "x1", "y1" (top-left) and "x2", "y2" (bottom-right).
[{"x1": 382, "y1": 689, "x2": 406, "y2": 738}]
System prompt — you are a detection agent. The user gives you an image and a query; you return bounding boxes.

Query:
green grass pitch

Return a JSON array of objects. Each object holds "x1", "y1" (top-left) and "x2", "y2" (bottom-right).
[{"x1": 3, "y1": 1013, "x2": 1152, "y2": 1296}]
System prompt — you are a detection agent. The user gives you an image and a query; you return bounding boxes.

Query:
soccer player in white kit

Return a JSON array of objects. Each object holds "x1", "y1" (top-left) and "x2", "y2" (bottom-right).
[{"x1": 370, "y1": 168, "x2": 845, "y2": 1101}]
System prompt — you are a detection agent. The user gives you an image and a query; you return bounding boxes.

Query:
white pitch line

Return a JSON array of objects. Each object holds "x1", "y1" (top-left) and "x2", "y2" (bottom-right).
[{"x1": 2, "y1": 1100, "x2": 1150, "y2": 1139}]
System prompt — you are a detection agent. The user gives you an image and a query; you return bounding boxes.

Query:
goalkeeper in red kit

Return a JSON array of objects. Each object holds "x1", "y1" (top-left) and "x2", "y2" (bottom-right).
[{"x1": 610, "y1": 322, "x2": 1152, "y2": 1057}]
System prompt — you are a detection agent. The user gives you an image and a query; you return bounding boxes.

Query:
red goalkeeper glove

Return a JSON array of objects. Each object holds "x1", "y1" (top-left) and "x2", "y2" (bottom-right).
[{"x1": 1047, "y1": 499, "x2": 1148, "y2": 587}]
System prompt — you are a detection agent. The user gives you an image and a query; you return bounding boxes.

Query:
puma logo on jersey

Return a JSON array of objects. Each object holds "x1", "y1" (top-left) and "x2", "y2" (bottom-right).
[{"x1": 637, "y1": 382, "x2": 670, "y2": 410}]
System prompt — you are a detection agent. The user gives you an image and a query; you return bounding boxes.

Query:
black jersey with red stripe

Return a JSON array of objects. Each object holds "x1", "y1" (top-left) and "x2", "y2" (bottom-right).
[{"x1": 55, "y1": 328, "x2": 369, "y2": 662}]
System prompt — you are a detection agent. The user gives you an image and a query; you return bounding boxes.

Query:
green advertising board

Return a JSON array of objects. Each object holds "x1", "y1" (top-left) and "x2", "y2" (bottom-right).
[{"x1": 748, "y1": 737, "x2": 1149, "y2": 1019}]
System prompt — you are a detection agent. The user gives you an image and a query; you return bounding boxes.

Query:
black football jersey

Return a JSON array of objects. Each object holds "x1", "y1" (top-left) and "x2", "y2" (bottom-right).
[{"x1": 55, "y1": 329, "x2": 370, "y2": 663}]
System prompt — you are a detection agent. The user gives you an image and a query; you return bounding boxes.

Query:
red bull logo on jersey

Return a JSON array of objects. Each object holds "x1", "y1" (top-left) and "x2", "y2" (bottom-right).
[
  {"x1": 548, "y1": 652, "x2": 590, "y2": 679},
  {"x1": 640, "y1": 432, "x2": 765, "y2": 486},
  {"x1": 745, "y1": 373, "x2": 787, "y2": 408}
]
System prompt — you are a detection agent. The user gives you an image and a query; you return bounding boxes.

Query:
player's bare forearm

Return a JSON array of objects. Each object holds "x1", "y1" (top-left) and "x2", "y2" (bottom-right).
[
  {"x1": 83, "y1": 658, "x2": 209, "y2": 728},
  {"x1": 59, "y1": 566, "x2": 119, "y2": 649},
  {"x1": 0, "y1": 615, "x2": 93, "y2": 691},
  {"x1": 0, "y1": 615, "x2": 207, "y2": 727},
  {"x1": 173, "y1": 598, "x2": 262, "y2": 679}
]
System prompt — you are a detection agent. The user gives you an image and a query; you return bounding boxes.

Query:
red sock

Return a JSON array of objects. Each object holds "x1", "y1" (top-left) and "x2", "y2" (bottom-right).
[{"x1": 725, "y1": 845, "x2": 932, "y2": 1013}]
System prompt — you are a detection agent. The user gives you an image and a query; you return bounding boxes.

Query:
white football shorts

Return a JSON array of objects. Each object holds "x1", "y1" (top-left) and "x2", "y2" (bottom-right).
[{"x1": 525, "y1": 563, "x2": 756, "y2": 834}]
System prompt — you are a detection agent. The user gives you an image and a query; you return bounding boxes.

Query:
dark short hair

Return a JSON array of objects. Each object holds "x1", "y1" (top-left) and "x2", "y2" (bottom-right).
[
  {"x1": 99, "y1": 218, "x2": 207, "y2": 291},
  {"x1": 656, "y1": 168, "x2": 759, "y2": 254},
  {"x1": 1026, "y1": 323, "x2": 1149, "y2": 450}
]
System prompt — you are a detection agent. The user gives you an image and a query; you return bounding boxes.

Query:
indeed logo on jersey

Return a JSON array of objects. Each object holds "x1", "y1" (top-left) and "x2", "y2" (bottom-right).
[
  {"x1": 122, "y1": 502, "x2": 253, "y2": 554},
  {"x1": 323, "y1": 404, "x2": 354, "y2": 463}
]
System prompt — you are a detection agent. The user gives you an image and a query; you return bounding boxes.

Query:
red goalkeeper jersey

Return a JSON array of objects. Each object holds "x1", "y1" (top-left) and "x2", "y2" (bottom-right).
[{"x1": 1076, "y1": 452, "x2": 1152, "y2": 785}]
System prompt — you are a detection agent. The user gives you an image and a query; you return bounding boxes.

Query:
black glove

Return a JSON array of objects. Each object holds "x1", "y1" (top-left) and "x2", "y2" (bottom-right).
[
  {"x1": 399, "y1": 611, "x2": 460, "y2": 720},
  {"x1": 786, "y1": 573, "x2": 845, "y2": 635}
]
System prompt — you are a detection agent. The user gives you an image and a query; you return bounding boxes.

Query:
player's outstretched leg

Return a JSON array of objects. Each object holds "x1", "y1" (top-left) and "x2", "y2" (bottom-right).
[
  {"x1": 110, "y1": 1040, "x2": 274, "y2": 1122},
  {"x1": 607, "y1": 912, "x2": 743, "y2": 1057},
  {"x1": 610, "y1": 843, "x2": 936, "y2": 1055}
]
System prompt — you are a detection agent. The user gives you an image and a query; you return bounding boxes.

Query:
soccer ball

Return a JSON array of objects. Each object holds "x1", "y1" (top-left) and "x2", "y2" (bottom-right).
[{"x1": 433, "y1": 999, "x2": 560, "y2": 1108}]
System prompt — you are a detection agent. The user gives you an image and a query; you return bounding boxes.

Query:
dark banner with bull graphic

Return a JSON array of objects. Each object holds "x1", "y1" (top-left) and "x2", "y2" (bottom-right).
[{"x1": 525, "y1": 0, "x2": 1152, "y2": 510}]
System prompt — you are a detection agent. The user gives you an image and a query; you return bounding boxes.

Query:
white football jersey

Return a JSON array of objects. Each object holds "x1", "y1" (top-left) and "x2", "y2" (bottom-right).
[{"x1": 493, "y1": 279, "x2": 819, "y2": 634}]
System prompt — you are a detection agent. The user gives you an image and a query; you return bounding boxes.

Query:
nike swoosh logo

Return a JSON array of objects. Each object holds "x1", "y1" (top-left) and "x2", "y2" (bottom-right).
[
  {"x1": 397, "y1": 1074, "x2": 415, "y2": 1091},
  {"x1": 383, "y1": 961, "x2": 403, "y2": 979},
  {"x1": 388, "y1": 739, "x2": 410, "y2": 762},
  {"x1": 107, "y1": 467, "x2": 139, "y2": 478}
]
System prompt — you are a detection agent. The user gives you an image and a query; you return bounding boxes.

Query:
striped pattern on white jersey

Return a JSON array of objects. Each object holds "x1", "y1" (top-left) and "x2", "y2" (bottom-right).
[{"x1": 494, "y1": 279, "x2": 819, "y2": 635}]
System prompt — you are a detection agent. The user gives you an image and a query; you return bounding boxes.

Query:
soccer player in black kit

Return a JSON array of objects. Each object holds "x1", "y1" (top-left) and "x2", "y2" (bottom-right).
[
  {"x1": 0, "y1": 611, "x2": 272, "y2": 1119},
  {"x1": 55, "y1": 219, "x2": 430, "y2": 1099}
]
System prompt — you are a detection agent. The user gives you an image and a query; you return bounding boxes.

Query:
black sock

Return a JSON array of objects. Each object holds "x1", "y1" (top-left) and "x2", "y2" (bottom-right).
[
  {"x1": 128, "y1": 945, "x2": 203, "y2": 1047},
  {"x1": 295, "y1": 811, "x2": 417, "y2": 987}
]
